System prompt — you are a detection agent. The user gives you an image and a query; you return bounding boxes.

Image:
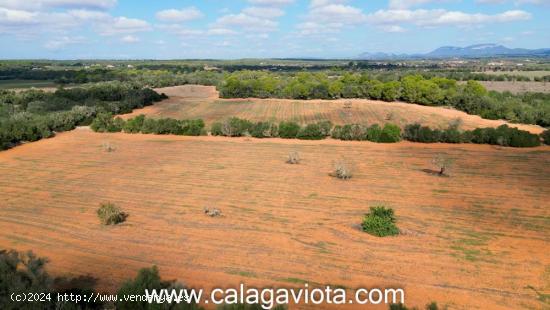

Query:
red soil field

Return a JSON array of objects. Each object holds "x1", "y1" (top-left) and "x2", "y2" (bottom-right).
[
  {"x1": 0, "y1": 128, "x2": 548, "y2": 309},
  {"x1": 120, "y1": 85, "x2": 546, "y2": 134}
]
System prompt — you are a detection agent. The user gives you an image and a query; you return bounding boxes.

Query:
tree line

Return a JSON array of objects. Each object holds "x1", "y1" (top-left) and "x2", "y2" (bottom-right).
[
  {"x1": 92, "y1": 115, "x2": 548, "y2": 148},
  {"x1": 218, "y1": 71, "x2": 550, "y2": 127},
  {"x1": 0, "y1": 82, "x2": 166, "y2": 150}
]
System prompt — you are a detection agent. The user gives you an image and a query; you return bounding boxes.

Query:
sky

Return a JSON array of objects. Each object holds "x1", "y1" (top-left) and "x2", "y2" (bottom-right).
[{"x1": 0, "y1": 0, "x2": 549, "y2": 59}]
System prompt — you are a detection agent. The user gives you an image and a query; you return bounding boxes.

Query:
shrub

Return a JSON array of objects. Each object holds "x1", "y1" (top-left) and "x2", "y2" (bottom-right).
[
  {"x1": 97, "y1": 202, "x2": 127, "y2": 225},
  {"x1": 123, "y1": 114, "x2": 145, "y2": 133},
  {"x1": 361, "y1": 206, "x2": 399, "y2": 237},
  {"x1": 250, "y1": 122, "x2": 278, "y2": 138},
  {"x1": 471, "y1": 125, "x2": 540, "y2": 147},
  {"x1": 0, "y1": 250, "x2": 53, "y2": 308},
  {"x1": 441, "y1": 127, "x2": 462, "y2": 143},
  {"x1": 221, "y1": 117, "x2": 252, "y2": 137},
  {"x1": 286, "y1": 151, "x2": 300, "y2": 164},
  {"x1": 180, "y1": 119, "x2": 205, "y2": 136},
  {"x1": 379, "y1": 123, "x2": 401, "y2": 143},
  {"x1": 102, "y1": 142, "x2": 116, "y2": 152},
  {"x1": 542, "y1": 130, "x2": 550, "y2": 145},
  {"x1": 366, "y1": 124, "x2": 382, "y2": 142},
  {"x1": 296, "y1": 123, "x2": 326, "y2": 140},
  {"x1": 90, "y1": 113, "x2": 124, "y2": 133},
  {"x1": 278, "y1": 121, "x2": 300, "y2": 138},
  {"x1": 317, "y1": 120, "x2": 333, "y2": 136},
  {"x1": 329, "y1": 159, "x2": 353, "y2": 180},
  {"x1": 211, "y1": 122, "x2": 223, "y2": 136},
  {"x1": 116, "y1": 266, "x2": 200, "y2": 310},
  {"x1": 332, "y1": 124, "x2": 368, "y2": 141}
]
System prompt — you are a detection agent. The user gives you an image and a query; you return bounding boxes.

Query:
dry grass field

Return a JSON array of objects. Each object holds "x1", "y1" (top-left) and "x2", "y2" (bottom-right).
[
  {"x1": 121, "y1": 85, "x2": 546, "y2": 134},
  {"x1": 475, "y1": 81, "x2": 550, "y2": 94},
  {"x1": 0, "y1": 128, "x2": 549, "y2": 309},
  {"x1": 475, "y1": 71, "x2": 550, "y2": 79}
]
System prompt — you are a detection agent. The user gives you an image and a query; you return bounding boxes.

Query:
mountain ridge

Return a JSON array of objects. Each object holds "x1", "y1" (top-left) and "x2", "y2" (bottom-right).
[{"x1": 357, "y1": 44, "x2": 550, "y2": 60}]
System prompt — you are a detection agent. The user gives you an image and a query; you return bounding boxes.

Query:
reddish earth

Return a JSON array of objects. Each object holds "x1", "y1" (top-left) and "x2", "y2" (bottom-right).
[
  {"x1": 0, "y1": 127, "x2": 549, "y2": 309},
  {"x1": 120, "y1": 85, "x2": 546, "y2": 134}
]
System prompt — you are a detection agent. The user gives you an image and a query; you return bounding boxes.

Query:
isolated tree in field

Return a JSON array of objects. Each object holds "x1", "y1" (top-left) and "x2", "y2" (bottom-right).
[
  {"x1": 97, "y1": 202, "x2": 127, "y2": 225},
  {"x1": 330, "y1": 159, "x2": 354, "y2": 180},
  {"x1": 432, "y1": 154, "x2": 453, "y2": 176},
  {"x1": 286, "y1": 151, "x2": 300, "y2": 164}
]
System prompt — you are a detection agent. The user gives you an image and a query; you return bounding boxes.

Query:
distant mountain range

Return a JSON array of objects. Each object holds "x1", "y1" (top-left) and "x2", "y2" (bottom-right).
[{"x1": 357, "y1": 44, "x2": 550, "y2": 60}]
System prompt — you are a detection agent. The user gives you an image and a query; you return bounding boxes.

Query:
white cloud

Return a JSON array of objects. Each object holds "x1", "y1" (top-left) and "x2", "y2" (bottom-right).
[
  {"x1": 215, "y1": 13, "x2": 278, "y2": 31},
  {"x1": 207, "y1": 28, "x2": 238, "y2": 35},
  {"x1": 98, "y1": 16, "x2": 151, "y2": 35},
  {"x1": 44, "y1": 35, "x2": 85, "y2": 50},
  {"x1": 247, "y1": 0, "x2": 294, "y2": 6},
  {"x1": 367, "y1": 9, "x2": 531, "y2": 27},
  {"x1": 0, "y1": 7, "x2": 37, "y2": 25},
  {"x1": 121, "y1": 34, "x2": 139, "y2": 43},
  {"x1": 309, "y1": 0, "x2": 348, "y2": 8},
  {"x1": 155, "y1": 7, "x2": 203, "y2": 22},
  {"x1": 380, "y1": 25, "x2": 407, "y2": 32},
  {"x1": 242, "y1": 6, "x2": 285, "y2": 18},
  {"x1": 296, "y1": 0, "x2": 365, "y2": 36},
  {"x1": 309, "y1": 4, "x2": 366, "y2": 24},
  {"x1": 0, "y1": 0, "x2": 116, "y2": 10},
  {"x1": 476, "y1": 0, "x2": 550, "y2": 4},
  {"x1": 388, "y1": 0, "x2": 446, "y2": 9}
]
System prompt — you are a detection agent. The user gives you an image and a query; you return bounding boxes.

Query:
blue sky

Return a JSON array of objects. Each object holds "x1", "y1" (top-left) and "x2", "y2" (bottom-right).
[{"x1": 0, "y1": 0, "x2": 548, "y2": 59}]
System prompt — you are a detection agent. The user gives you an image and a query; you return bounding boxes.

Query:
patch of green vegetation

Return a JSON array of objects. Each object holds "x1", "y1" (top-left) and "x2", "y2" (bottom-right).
[
  {"x1": 361, "y1": 206, "x2": 399, "y2": 237},
  {"x1": 278, "y1": 277, "x2": 309, "y2": 284},
  {"x1": 308, "y1": 193, "x2": 318, "y2": 198},
  {"x1": 226, "y1": 269, "x2": 257, "y2": 278}
]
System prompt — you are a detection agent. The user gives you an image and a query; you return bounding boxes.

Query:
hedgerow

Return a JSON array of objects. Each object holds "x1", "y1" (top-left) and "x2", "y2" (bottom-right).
[{"x1": 89, "y1": 114, "x2": 542, "y2": 148}]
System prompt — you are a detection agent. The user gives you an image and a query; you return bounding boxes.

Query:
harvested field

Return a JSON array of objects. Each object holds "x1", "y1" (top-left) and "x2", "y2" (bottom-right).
[
  {"x1": 474, "y1": 81, "x2": 550, "y2": 94},
  {"x1": 122, "y1": 85, "x2": 546, "y2": 134},
  {"x1": 475, "y1": 71, "x2": 550, "y2": 79},
  {"x1": 0, "y1": 128, "x2": 549, "y2": 309}
]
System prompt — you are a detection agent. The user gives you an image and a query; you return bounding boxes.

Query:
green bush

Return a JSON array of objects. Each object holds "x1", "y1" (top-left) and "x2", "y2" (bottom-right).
[
  {"x1": 332, "y1": 124, "x2": 368, "y2": 141},
  {"x1": 211, "y1": 122, "x2": 223, "y2": 136},
  {"x1": 542, "y1": 130, "x2": 550, "y2": 145},
  {"x1": 379, "y1": 123, "x2": 401, "y2": 143},
  {"x1": 123, "y1": 114, "x2": 145, "y2": 133},
  {"x1": 366, "y1": 124, "x2": 382, "y2": 142},
  {"x1": 250, "y1": 122, "x2": 278, "y2": 138},
  {"x1": 278, "y1": 121, "x2": 300, "y2": 138},
  {"x1": 221, "y1": 117, "x2": 253, "y2": 137},
  {"x1": 361, "y1": 206, "x2": 399, "y2": 237},
  {"x1": 117, "y1": 266, "x2": 199, "y2": 310},
  {"x1": 97, "y1": 202, "x2": 127, "y2": 225},
  {"x1": 90, "y1": 112, "x2": 124, "y2": 133},
  {"x1": 296, "y1": 123, "x2": 327, "y2": 140},
  {"x1": 180, "y1": 119, "x2": 205, "y2": 136}
]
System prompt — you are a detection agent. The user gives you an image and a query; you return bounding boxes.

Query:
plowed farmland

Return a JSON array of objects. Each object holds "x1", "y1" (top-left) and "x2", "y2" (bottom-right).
[
  {"x1": 120, "y1": 85, "x2": 546, "y2": 134},
  {"x1": 0, "y1": 127, "x2": 549, "y2": 309}
]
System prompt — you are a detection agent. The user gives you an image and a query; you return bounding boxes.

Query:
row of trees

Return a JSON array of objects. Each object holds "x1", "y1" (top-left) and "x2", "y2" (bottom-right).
[
  {"x1": 0, "y1": 82, "x2": 166, "y2": 150},
  {"x1": 219, "y1": 71, "x2": 550, "y2": 126},
  {"x1": 403, "y1": 123, "x2": 541, "y2": 147},
  {"x1": 91, "y1": 115, "x2": 548, "y2": 147},
  {"x1": 91, "y1": 114, "x2": 205, "y2": 136}
]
